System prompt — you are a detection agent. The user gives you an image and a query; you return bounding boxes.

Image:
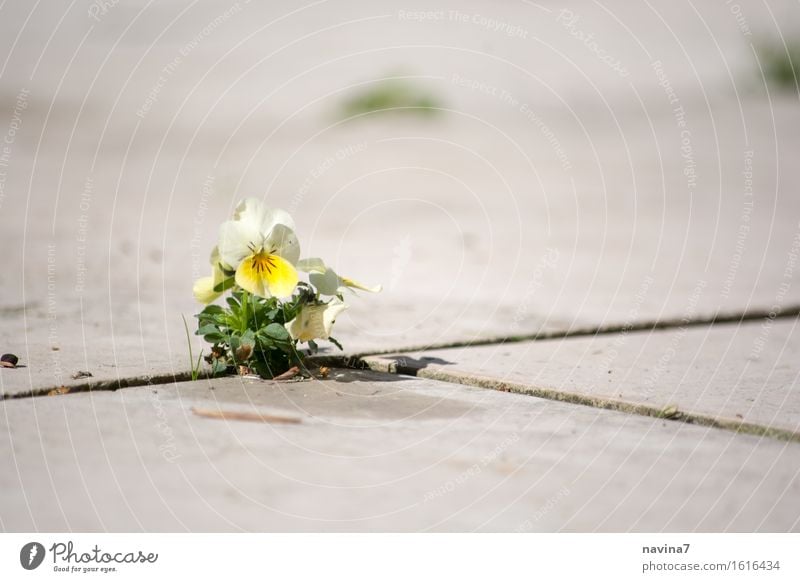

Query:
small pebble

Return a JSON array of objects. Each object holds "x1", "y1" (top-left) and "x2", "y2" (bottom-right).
[{"x1": 0, "y1": 353, "x2": 19, "y2": 368}]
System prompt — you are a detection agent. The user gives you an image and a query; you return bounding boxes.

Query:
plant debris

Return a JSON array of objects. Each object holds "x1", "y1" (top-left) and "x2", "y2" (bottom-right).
[
  {"x1": 191, "y1": 407, "x2": 301, "y2": 424},
  {"x1": 318, "y1": 366, "x2": 330, "y2": 379},
  {"x1": 47, "y1": 386, "x2": 70, "y2": 396},
  {"x1": 0, "y1": 353, "x2": 19, "y2": 368},
  {"x1": 273, "y1": 366, "x2": 301, "y2": 381},
  {"x1": 71, "y1": 370, "x2": 93, "y2": 380},
  {"x1": 659, "y1": 405, "x2": 682, "y2": 420}
]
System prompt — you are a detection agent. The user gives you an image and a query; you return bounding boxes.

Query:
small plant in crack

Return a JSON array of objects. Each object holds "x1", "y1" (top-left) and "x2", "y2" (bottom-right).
[{"x1": 190, "y1": 198, "x2": 381, "y2": 379}]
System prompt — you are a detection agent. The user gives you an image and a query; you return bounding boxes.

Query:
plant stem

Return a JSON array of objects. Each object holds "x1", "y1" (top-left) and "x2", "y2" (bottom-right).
[
  {"x1": 181, "y1": 314, "x2": 199, "y2": 381},
  {"x1": 240, "y1": 289, "x2": 250, "y2": 334}
]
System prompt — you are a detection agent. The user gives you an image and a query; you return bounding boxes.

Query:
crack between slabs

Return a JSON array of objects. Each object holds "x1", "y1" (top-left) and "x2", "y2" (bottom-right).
[
  {"x1": 359, "y1": 361, "x2": 800, "y2": 444},
  {"x1": 337, "y1": 303, "x2": 800, "y2": 358},
  {"x1": 3, "y1": 304, "x2": 800, "y2": 445},
  {"x1": 0, "y1": 371, "x2": 196, "y2": 402}
]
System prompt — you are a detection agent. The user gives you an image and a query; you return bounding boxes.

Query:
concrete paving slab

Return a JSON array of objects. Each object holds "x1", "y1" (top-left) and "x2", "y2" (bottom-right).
[
  {"x1": 1, "y1": 369, "x2": 798, "y2": 532},
  {"x1": 2, "y1": 0, "x2": 800, "y2": 397},
  {"x1": 363, "y1": 318, "x2": 800, "y2": 438}
]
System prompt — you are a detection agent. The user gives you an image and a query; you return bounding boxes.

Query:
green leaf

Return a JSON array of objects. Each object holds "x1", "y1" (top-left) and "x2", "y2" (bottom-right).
[
  {"x1": 276, "y1": 341, "x2": 295, "y2": 355},
  {"x1": 255, "y1": 332, "x2": 275, "y2": 348},
  {"x1": 200, "y1": 305, "x2": 226, "y2": 316},
  {"x1": 252, "y1": 358, "x2": 274, "y2": 379},
  {"x1": 221, "y1": 314, "x2": 239, "y2": 328},
  {"x1": 241, "y1": 329, "x2": 256, "y2": 348},
  {"x1": 262, "y1": 323, "x2": 289, "y2": 342},
  {"x1": 196, "y1": 324, "x2": 219, "y2": 336},
  {"x1": 210, "y1": 359, "x2": 229, "y2": 376},
  {"x1": 212, "y1": 277, "x2": 236, "y2": 293},
  {"x1": 203, "y1": 332, "x2": 227, "y2": 343}
]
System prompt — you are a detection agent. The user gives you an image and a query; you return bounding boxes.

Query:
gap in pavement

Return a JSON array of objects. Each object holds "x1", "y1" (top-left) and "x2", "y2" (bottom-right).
[
  {"x1": 342, "y1": 314, "x2": 800, "y2": 444},
  {"x1": 3, "y1": 305, "x2": 799, "y2": 446},
  {"x1": 357, "y1": 363, "x2": 800, "y2": 444},
  {"x1": 339, "y1": 303, "x2": 800, "y2": 357}
]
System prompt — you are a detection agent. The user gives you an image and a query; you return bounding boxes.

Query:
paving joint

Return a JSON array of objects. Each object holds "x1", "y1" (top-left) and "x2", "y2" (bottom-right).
[
  {"x1": 0, "y1": 371, "x2": 195, "y2": 402},
  {"x1": 357, "y1": 360, "x2": 800, "y2": 443},
  {"x1": 5, "y1": 305, "x2": 799, "y2": 443},
  {"x1": 333, "y1": 304, "x2": 800, "y2": 358}
]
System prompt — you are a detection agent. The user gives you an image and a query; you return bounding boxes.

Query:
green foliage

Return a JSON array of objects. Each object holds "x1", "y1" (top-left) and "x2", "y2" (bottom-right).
[
  {"x1": 189, "y1": 199, "x2": 380, "y2": 381},
  {"x1": 759, "y1": 42, "x2": 800, "y2": 91},
  {"x1": 195, "y1": 287, "x2": 315, "y2": 379},
  {"x1": 182, "y1": 314, "x2": 204, "y2": 381},
  {"x1": 340, "y1": 79, "x2": 442, "y2": 119}
]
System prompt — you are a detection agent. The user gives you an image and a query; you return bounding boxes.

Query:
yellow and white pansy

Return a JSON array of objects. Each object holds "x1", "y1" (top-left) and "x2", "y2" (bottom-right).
[
  {"x1": 217, "y1": 198, "x2": 300, "y2": 298},
  {"x1": 296, "y1": 257, "x2": 382, "y2": 296},
  {"x1": 192, "y1": 246, "x2": 234, "y2": 304},
  {"x1": 285, "y1": 298, "x2": 348, "y2": 341}
]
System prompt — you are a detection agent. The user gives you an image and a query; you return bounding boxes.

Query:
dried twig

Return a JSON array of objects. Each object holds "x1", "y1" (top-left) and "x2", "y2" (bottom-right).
[
  {"x1": 191, "y1": 407, "x2": 301, "y2": 424},
  {"x1": 272, "y1": 366, "x2": 300, "y2": 381}
]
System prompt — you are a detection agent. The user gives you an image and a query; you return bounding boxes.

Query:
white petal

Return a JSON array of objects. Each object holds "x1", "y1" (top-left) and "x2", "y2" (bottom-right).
[
  {"x1": 296, "y1": 257, "x2": 327, "y2": 274},
  {"x1": 285, "y1": 299, "x2": 348, "y2": 341},
  {"x1": 217, "y1": 219, "x2": 260, "y2": 268},
  {"x1": 260, "y1": 207, "x2": 295, "y2": 234},
  {"x1": 285, "y1": 304, "x2": 324, "y2": 341},
  {"x1": 234, "y1": 198, "x2": 295, "y2": 233},
  {"x1": 193, "y1": 276, "x2": 221, "y2": 304},
  {"x1": 310, "y1": 268, "x2": 341, "y2": 296},
  {"x1": 263, "y1": 223, "x2": 300, "y2": 265},
  {"x1": 322, "y1": 298, "x2": 348, "y2": 336},
  {"x1": 341, "y1": 277, "x2": 382, "y2": 293},
  {"x1": 232, "y1": 198, "x2": 266, "y2": 231}
]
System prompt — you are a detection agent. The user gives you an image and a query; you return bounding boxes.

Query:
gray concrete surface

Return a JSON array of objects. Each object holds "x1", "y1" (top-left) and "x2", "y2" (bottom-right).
[
  {"x1": 364, "y1": 319, "x2": 800, "y2": 436},
  {"x1": 2, "y1": 0, "x2": 800, "y2": 533},
  {"x1": 2, "y1": 1, "x2": 800, "y2": 396},
  {"x1": 1, "y1": 370, "x2": 798, "y2": 532}
]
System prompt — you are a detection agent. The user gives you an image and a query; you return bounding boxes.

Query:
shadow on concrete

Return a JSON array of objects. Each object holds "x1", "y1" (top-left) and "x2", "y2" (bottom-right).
[{"x1": 381, "y1": 355, "x2": 454, "y2": 376}]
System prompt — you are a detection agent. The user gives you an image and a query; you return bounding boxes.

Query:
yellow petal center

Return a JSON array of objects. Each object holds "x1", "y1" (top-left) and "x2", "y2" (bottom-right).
[{"x1": 235, "y1": 250, "x2": 298, "y2": 298}]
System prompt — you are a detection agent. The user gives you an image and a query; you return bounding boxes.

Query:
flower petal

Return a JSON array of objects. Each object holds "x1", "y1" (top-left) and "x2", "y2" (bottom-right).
[
  {"x1": 210, "y1": 245, "x2": 234, "y2": 273},
  {"x1": 218, "y1": 218, "x2": 261, "y2": 269},
  {"x1": 309, "y1": 269, "x2": 341, "y2": 296},
  {"x1": 285, "y1": 298, "x2": 348, "y2": 341},
  {"x1": 285, "y1": 305, "x2": 326, "y2": 341},
  {"x1": 220, "y1": 200, "x2": 300, "y2": 268},
  {"x1": 233, "y1": 198, "x2": 296, "y2": 235},
  {"x1": 193, "y1": 276, "x2": 222, "y2": 304},
  {"x1": 264, "y1": 223, "x2": 301, "y2": 265},
  {"x1": 235, "y1": 253, "x2": 298, "y2": 298},
  {"x1": 322, "y1": 298, "x2": 348, "y2": 335},
  {"x1": 234, "y1": 259, "x2": 266, "y2": 297},
  {"x1": 296, "y1": 257, "x2": 327, "y2": 274},
  {"x1": 263, "y1": 254, "x2": 299, "y2": 297},
  {"x1": 341, "y1": 276, "x2": 382, "y2": 293},
  {"x1": 260, "y1": 207, "x2": 295, "y2": 234}
]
